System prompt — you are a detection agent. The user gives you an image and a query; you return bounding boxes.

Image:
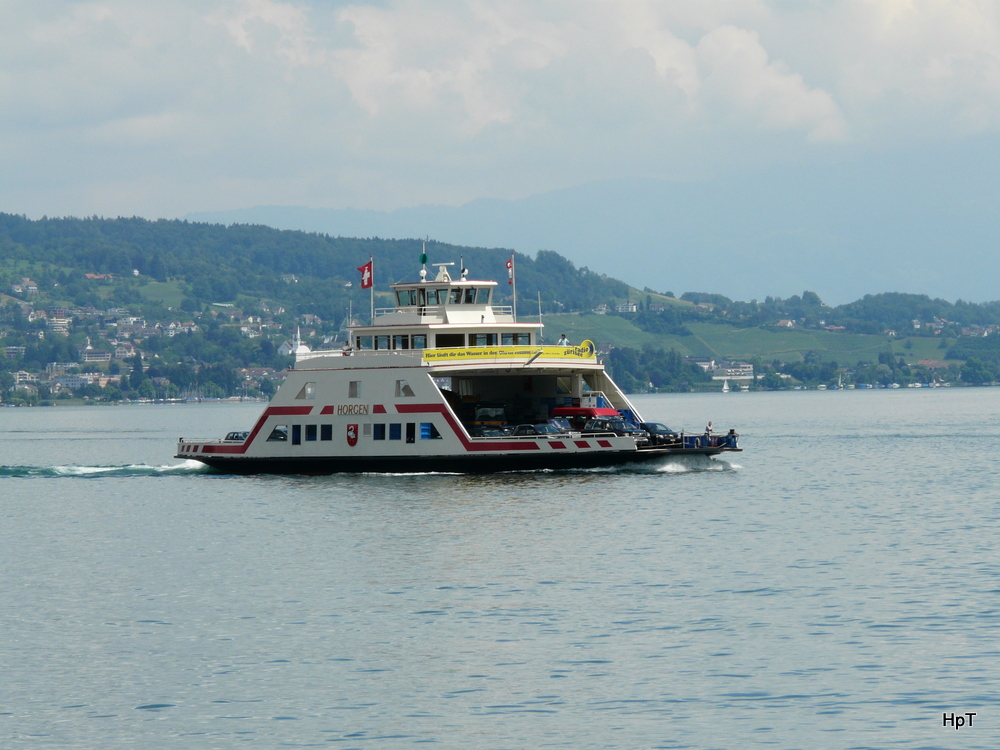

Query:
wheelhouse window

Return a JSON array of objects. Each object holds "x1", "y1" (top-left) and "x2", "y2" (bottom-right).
[
  {"x1": 463, "y1": 288, "x2": 475, "y2": 304},
  {"x1": 448, "y1": 289, "x2": 462, "y2": 304},
  {"x1": 477, "y1": 288, "x2": 492, "y2": 304},
  {"x1": 425, "y1": 289, "x2": 441, "y2": 305},
  {"x1": 396, "y1": 289, "x2": 419, "y2": 306}
]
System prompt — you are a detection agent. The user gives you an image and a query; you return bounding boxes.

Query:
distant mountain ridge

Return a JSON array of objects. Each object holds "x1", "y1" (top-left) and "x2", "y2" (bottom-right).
[{"x1": 188, "y1": 136, "x2": 1000, "y2": 306}]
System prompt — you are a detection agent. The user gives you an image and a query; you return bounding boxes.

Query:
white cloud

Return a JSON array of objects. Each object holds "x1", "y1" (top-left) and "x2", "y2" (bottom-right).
[
  {"x1": 2, "y1": 0, "x2": 1000, "y2": 218},
  {"x1": 695, "y1": 25, "x2": 848, "y2": 142}
]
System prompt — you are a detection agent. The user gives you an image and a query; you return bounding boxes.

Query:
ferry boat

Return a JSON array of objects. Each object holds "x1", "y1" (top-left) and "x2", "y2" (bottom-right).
[{"x1": 176, "y1": 261, "x2": 741, "y2": 474}]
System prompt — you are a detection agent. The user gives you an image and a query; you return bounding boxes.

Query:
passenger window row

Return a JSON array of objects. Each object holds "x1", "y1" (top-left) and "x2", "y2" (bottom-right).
[
  {"x1": 266, "y1": 422, "x2": 442, "y2": 444},
  {"x1": 353, "y1": 332, "x2": 530, "y2": 350}
]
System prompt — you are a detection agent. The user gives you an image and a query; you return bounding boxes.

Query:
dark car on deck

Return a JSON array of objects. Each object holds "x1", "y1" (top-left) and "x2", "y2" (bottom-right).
[
  {"x1": 511, "y1": 423, "x2": 563, "y2": 437},
  {"x1": 547, "y1": 418, "x2": 573, "y2": 433},
  {"x1": 639, "y1": 422, "x2": 680, "y2": 446},
  {"x1": 581, "y1": 418, "x2": 649, "y2": 445}
]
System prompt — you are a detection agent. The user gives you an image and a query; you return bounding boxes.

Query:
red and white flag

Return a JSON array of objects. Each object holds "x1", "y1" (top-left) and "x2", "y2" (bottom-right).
[
  {"x1": 357, "y1": 260, "x2": 373, "y2": 289},
  {"x1": 506, "y1": 257, "x2": 514, "y2": 285}
]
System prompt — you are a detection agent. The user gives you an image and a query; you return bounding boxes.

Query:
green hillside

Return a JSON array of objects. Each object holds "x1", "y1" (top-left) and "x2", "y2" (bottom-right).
[
  {"x1": 535, "y1": 315, "x2": 956, "y2": 366},
  {"x1": 0, "y1": 212, "x2": 992, "y2": 402}
]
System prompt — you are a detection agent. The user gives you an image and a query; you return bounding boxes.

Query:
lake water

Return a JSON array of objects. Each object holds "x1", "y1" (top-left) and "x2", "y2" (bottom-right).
[{"x1": 1, "y1": 390, "x2": 997, "y2": 749}]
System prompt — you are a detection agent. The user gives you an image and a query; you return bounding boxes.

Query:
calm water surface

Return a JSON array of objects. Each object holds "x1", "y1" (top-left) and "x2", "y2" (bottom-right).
[{"x1": 1, "y1": 391, "x2": 997, "y2": 749}]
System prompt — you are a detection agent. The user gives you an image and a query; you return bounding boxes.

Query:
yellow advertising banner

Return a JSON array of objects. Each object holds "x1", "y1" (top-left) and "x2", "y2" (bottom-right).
[{"x1": 423, "y1": 339, "x2": 596, "y2": 363}]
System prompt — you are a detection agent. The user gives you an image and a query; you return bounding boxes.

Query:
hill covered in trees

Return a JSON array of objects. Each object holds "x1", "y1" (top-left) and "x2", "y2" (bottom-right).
[
  {"x1": 2, "y1": 212, "x2": 1000, "y2": 401},
  {"x1": 0, "y1": 213, "x2": 629, "y2": 320}
]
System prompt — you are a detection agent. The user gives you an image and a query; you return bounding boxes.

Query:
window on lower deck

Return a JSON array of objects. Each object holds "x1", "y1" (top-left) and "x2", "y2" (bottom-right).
[
  {"x1": 305, "y1": 424, "x2": 317, "y2": 441},
  {"x1": 321, "y1": 424, "x2": 332, "y2": 441},
  {"x1": 502, "y1": 333, "x2": 530, "y2": 345},
  {"x1": 420, "y1": 423, "x2": 442, "y2": 439},
  {"x1": 389, "y1": 423, "x2": 402, "y2": 440},
  {"x1": 436, "y1": 333, "x2": 464, "y2": 348},
  {"x1": 267, "y1": 425, "x2": 288, "y2": 441},
  {"x1": 470, "y1": 333, "x2": 497, "y2": 346}
]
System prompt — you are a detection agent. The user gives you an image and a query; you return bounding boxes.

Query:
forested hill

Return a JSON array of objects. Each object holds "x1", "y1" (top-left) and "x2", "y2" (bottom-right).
[
  {"x1": 0, "y1": 213, "x2": 629, "y2": 317},
  {"x1": 5, "y1": 212, "x2": 1000, "y2": 400}
]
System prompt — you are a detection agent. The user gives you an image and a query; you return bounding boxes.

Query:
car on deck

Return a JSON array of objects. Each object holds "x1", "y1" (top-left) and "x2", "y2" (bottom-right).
[
  {"x1": 581, "y1": 418, "x2": 650, "y2": 445},
  {"x1": 638, "y1": 422, "x2": 679, "y2": 446}
]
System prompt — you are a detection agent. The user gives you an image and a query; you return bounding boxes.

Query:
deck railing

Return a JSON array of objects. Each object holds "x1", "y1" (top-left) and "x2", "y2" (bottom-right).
[{"x1": 372, "y1": 305, "x2": 514, "y2": 319}]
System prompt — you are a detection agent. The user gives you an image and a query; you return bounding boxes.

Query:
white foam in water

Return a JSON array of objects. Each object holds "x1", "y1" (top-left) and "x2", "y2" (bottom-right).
[
  {"x1": 160, "y1": 460, "x2": 207, "y2": 472},
  {"x1": 652, "y1": 455, "x2": 738, "y2": 473},
  {"x1": 50, "y1": 461, "x2": 208, "y2": 477}
]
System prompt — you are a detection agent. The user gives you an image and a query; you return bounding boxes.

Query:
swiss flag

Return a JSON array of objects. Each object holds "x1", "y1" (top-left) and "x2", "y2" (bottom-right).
[{"x1": 358, "y1": 260, "x2": 373, "y2": 289}]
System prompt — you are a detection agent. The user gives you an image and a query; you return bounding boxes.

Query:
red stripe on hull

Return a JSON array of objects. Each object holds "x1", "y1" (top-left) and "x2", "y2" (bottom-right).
[
  {"x1": 199, "y1": 405, "x2": 314, "y2": 455},
  {"x1": 393, "y1": 403, "x2": 540, "y2": 452}
]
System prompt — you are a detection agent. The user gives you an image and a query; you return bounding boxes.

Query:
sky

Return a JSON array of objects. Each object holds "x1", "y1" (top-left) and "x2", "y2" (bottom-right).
[{"x1": 4, "y1": 1, "x2": 1000, "y2": 302}]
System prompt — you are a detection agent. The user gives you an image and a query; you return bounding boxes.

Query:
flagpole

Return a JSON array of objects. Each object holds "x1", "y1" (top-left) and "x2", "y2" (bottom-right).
[
  {"x1": 369, "y1": 255, "x2": 374, "y2": 324},
  {"x1": 537, "y1": 291, "x2": 543, "y2": 343},
  {"x1": 511, "y1": 252, "x2": 517, "y2": 322}
]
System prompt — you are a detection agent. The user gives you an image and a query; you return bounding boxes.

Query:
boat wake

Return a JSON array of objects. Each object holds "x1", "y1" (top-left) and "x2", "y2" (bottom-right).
[
  {"x1": 0, "y1": 460, "x2": 210, "y2": 478},
  {"x1": 631, "y1": 455, "x2": 739, "y2": 474},
  {"x1": 503, "y1": 455, "x2": 740, "y2": 476}
]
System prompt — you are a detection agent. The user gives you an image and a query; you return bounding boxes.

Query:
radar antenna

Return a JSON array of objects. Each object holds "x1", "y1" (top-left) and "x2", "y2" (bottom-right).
[{"x1": 432, "y1": 262, "x2": 455, "y2": 282}]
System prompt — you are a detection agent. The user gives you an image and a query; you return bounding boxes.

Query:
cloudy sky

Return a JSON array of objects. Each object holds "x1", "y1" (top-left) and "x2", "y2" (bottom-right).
[{"x1": 4, "y1": 1, "x2": 1000, "y2": 300}]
